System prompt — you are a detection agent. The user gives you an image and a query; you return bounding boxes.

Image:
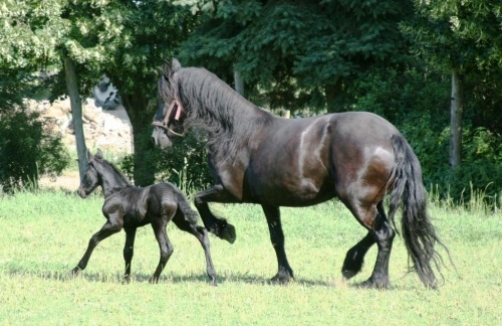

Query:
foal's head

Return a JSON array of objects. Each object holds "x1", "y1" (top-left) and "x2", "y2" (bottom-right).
[{"x1": 77, "y1": 149, "x2": 130, "y2": 198}]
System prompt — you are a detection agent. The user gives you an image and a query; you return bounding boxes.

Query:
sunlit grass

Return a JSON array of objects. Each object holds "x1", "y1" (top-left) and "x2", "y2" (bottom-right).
[{"x1": 0, "y1": 190, "x2": 501, "y2": 325}]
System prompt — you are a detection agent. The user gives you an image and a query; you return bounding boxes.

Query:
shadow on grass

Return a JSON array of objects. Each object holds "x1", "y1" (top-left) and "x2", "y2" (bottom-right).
[{"x1": 3, "y1": 267, "x2": 334, "y2": 287}]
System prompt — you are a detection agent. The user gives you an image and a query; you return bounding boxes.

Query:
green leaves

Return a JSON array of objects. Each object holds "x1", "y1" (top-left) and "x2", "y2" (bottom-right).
[
  {"x1": 178, "y1": 0, "x2": 413, "y2": 112},
  {"x1": 0, "y1": 0, "x2": 66, "y2": 69}
]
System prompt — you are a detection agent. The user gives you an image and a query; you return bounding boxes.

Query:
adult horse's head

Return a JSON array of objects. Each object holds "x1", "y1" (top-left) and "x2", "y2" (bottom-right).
[{"x1": 151, "y1": 59, "x2": 185, "y2": 149}]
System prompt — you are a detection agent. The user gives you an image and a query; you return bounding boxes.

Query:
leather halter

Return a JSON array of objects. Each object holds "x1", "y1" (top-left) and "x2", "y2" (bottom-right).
[{"x1": 152, "y1": 76, "x2": 184, "y2": 137}]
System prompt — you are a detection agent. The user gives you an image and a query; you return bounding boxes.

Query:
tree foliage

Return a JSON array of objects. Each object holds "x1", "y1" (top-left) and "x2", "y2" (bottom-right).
[
  {"x1": 179, "y1": 0, "x2": 414, "y2": 112},
  {"x1": 402, "y1": 0, "x2": 502, "y2": 133},
  {"x1": 57, "y1": 0, "x2": 197, "y2": 185}
]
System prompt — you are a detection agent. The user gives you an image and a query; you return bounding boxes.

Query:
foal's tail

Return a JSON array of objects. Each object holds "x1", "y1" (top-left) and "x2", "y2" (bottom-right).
[
  {"x1": 174, "y1": 190, "x2": 199, "y2": 225},
  {"x1": 388, "y1": 134, "x2": 446, "y2": 288}
]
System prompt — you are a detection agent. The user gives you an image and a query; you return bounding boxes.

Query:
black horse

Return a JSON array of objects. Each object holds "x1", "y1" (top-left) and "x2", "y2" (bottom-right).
[
  {"x1": 72, "y1": 149, "x2": 216, "y2": 285},
  {"x1": 152, "y1": 59, "x2": 447, "y2": 288}
]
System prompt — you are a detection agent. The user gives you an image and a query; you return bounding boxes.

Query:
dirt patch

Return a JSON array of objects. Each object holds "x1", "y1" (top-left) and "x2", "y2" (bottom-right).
[
  {"x1": 28, "y1": 97, "x2": 133, "y2": 154},
  {"x1": 39, "y1": 170, "x2": 81, "y2": 192},
  {"x1": 30, "y1": 97, "x2": 134, "y2": 191}
]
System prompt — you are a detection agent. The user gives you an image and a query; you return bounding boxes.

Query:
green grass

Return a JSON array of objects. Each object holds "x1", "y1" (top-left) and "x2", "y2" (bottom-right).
[{"x1": 1, "y1": 190, "x2": 501, "y2": 325}]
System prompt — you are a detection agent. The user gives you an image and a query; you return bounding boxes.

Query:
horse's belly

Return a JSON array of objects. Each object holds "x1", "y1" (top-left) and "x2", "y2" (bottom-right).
[{"x1": 248, "y1": 176, "x2": 335, "y2": 207}]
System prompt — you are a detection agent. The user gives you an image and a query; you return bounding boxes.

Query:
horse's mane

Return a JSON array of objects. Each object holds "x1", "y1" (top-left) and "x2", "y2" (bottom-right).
[
  {"x1": 175, "y1": 67, "x2": 274, "y2": 158},
  {"x1": 95, "y1": 157, "x2": 132, "y2": 187}
]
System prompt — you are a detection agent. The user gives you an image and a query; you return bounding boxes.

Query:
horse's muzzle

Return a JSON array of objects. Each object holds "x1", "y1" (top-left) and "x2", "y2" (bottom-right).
[
  {"x1": 77, "y1": 187, "x2": 88, "y2": 198},
  {"x1": 151, "y1": 126, "x2": 173, "y2": 149}
]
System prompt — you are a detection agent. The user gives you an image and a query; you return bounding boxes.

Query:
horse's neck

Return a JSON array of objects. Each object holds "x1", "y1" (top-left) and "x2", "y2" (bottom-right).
[
  {"x1": 100, "y1": 174, "x2": 130, "y2": 198},
  {"x1": 206, "y1": 103, "x2": 273, "y2": 165}
]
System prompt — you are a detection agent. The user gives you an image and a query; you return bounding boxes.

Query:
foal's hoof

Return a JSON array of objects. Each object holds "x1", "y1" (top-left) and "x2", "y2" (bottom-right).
[
  {"x1": 70, "y1": 267, "x2": 80, "y2": 277},
  {"x1": 220, "y1": 223, "x2": 236, "y2": 244}
]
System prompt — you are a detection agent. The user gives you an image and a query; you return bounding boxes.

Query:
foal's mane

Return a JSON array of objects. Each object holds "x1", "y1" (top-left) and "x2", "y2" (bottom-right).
[
  {"x1": 174, "y1": 67, "x2": 274, "y2": 157},
  {"x1": 95, "y1": 157, "x2": 132, "y2": 187}
]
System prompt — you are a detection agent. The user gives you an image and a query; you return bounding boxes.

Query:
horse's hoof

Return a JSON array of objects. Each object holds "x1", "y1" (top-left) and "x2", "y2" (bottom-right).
[
  {"x1": 342, "y1": 269, "x2": 357, "y2": 280},
  {"x1": 220, "y1": 223, "x2": 236, "y2": 244},
  {"x1": 149, "y1": 277, "x2": 159, "y2": 284},
  {"x1": 269, "y1": 273, "x2": 292, "y2": 285},
  {"x1": 356, "y1": 278, "x2": 389, "y2": 289},
  {"x1": 70, "y1": 267, "x2": 80, "y2": 277}
]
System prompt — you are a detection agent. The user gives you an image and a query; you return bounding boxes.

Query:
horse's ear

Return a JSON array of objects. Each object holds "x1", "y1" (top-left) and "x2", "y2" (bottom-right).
[
  {"x1": 162, "y1": 58, "x2": 181, "y2": 79},
  {"x1": 95, "y1": 149, "x2": 104, "y2": 159},
  {"x1": 86, "y1": 149, "x2": 93, "y2": 161},
  {"x1": 172, "y1": 58, "x2": 181, "y2": 72}
]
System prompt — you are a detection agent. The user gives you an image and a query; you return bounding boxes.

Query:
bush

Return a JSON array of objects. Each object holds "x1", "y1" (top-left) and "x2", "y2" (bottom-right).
[
  {"x1": 0, "y1": 108, "x2": 70, "y2": 192},
  {"x1": 120, "y1": 128, "x2": 212, "y2": 193}
]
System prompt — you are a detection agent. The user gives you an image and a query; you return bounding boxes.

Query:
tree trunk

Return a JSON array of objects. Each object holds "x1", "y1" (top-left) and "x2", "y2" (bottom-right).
[
  {"x1": 121, "y1": 92, "x2": 157, "y2": 186},
  {"x1": 449, "y1": 70, "x2": 463, "y2": 167},
  {"x1": 324, "y1": 80, "x2": 342, "y2": 113},
  {"x1": 63, "y1": 56, "x2": 87, "y2": 179},
  {"x1": 234, "y1": 68, "x2": 245, "y2": 98}
]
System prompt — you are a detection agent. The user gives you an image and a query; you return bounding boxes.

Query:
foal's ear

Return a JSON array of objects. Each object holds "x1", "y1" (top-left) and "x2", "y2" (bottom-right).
[
  {"x1": 95, "y1": 149, "x2": 104, "y2": 159},
  {"x1": 86, "y1": 149, "x2": 93, "y2": 161}
]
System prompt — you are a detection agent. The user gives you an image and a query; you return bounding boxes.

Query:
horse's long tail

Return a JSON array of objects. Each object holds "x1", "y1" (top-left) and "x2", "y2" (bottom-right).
[
  {"x1": 387, "y1": 134, "x2": 446, "y2": 288},
  {"x1": 174, "y1": 189, "x2": 199, "y2": 225}
]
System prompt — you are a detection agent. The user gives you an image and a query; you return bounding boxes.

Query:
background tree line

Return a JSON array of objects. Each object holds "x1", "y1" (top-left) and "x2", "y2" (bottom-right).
[{"x1": 1, "y1": 0, "x2": 500, "y2": 204}]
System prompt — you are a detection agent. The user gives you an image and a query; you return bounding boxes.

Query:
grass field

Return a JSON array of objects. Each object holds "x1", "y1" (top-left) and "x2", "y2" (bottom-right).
[{"x1": 0, "y1": 190, "x2": 501, "y2": 325}]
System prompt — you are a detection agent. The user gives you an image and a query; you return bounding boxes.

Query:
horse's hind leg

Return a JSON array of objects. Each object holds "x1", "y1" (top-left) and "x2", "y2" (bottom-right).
[
  {"x1": 71, "y1": 219, "x2": 123, "y2": 275},
  {"x1": 172, "y1": 215, "x2": 217, "y2": 286},
  {"x1": 262, "y1": 205, "x2": 294, "y2": 284},
  {"x1": 341, "y1": 232, "x2": 375, "y2": 280},
  {"x1": 150, "y1": 218, "x2": 173, "y2": 283},
  {"x1": 341, "y1": 202, "x2": 385, "y2": 279},
  {"x1": 347, "y1": 200, "x2": 395, "y2": 288},
  {"x1": 123, "y1": 227, "x2": 137, "y2": 283}
]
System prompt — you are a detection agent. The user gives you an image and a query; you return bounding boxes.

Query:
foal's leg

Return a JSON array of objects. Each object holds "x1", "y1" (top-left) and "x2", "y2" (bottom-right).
[
  {"x1": 172, "y1": 215, "x2": 217, "y2": 286},
  {"x1": 346, "y1": 200, "x2": 395, "y2": 288},
  {"x1": 194, "y1": 184, "x2": 237, "y2": 244},
  {"x1": 150, "y1": 218, "x2": 173, "y2": 283},
  {"x1": 341, "y1": 202, "x2": 385, "y2": 279},
  {"x1": 123, "y1": 227, "x2": 137, "y2": 283},
  {"x1": 262, "y1": 205, "x2": 294, "y2": 284},
  {"x1": 71, "y1": 218, "x2": 123, "y2": 275}
]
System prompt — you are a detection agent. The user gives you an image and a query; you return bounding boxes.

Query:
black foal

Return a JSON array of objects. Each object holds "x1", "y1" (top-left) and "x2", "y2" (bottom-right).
[{"x1": 71, "y1": 149, "x2": 216, "y2": 285}]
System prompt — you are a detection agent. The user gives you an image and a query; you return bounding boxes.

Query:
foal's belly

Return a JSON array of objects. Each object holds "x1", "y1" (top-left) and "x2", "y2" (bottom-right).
[{"x1": 123, "y1": 211, "x2": 151, "y2": 227}]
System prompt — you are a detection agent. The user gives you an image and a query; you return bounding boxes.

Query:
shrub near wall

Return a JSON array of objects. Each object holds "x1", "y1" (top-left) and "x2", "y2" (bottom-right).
[{"x1": 0, "y1": 109, "x2": 70, "y2": 192}]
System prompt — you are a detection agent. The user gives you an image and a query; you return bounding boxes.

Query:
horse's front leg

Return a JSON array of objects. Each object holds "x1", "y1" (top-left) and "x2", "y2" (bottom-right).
[
  {"x1": 262, "y1": 205, "x2": 294, "y2": 284},
  {"x1": 71, "y1": 219, "x2": 123, "y2": 275},
  {"x1": 194, "y1": 184, "x2": 237, "y2": 244}
]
